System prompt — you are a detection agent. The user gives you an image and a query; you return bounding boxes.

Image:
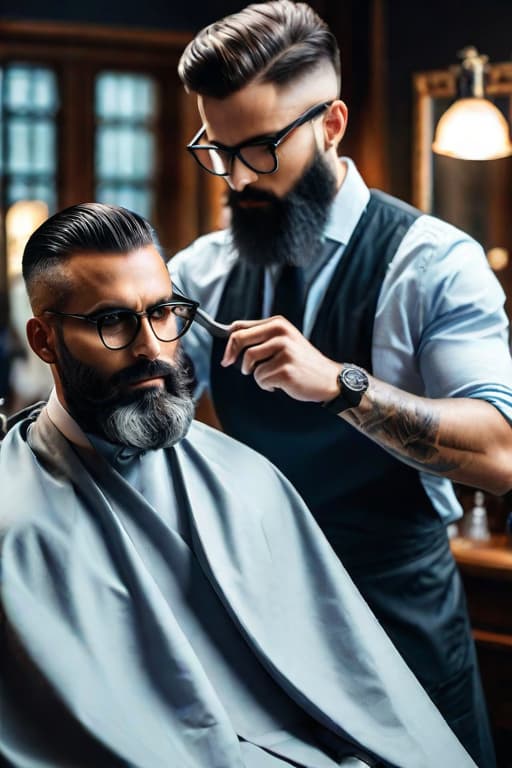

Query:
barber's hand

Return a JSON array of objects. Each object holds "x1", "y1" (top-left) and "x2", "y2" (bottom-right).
[{"x1": 221, "y1": 316, "x2": 341, "y2": 403}]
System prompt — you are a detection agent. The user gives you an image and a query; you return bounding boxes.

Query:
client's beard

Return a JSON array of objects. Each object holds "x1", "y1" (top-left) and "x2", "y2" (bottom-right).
[
  {"x1": 55, "y1": 335, "x2": 195, "y2": 450},
  {"x1": 228, "y1": 149, "x2": 337, "y2": 267}
]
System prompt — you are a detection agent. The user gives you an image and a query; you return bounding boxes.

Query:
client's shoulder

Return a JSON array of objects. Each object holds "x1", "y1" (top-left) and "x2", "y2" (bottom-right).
[{"x1": 0, "y1": 416, "x2": 78, "y2": 539}]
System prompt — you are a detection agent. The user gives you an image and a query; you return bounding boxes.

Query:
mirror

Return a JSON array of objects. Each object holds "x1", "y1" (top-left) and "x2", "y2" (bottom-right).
[
  {"x1": 412, "y1": 61, "x2": 512, "y2": 318},
  {"x1": 412, "y1": 60, "x2": 512, "y2": 211}
]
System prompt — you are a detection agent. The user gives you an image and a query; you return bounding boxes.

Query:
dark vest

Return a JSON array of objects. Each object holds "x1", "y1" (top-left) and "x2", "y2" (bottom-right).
[{"x1": 211, "y1": 190, "x2": 444, "y2": 572}]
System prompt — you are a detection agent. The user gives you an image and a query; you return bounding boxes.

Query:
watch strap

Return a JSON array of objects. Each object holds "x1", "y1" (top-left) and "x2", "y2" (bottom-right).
[{"x1": 322, "y1": 364, "x2": 369, "y2": 414}]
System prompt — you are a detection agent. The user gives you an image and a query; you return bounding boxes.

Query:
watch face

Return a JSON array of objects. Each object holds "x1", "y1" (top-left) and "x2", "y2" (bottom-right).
[{"x1": 341, "y1": 366, "x2": 368, "y2": 392}]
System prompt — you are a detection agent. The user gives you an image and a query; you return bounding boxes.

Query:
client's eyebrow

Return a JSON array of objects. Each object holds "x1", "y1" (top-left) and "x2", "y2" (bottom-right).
[
  {"x1": 83, "y1": 303, "x2": 129, "y2": 316},
  {"x1": 86, "y1": 295, "x2": 174, "y2": 315},
  {"x1": 147, "y1": 295, "x2": 174, "y2": 308}
]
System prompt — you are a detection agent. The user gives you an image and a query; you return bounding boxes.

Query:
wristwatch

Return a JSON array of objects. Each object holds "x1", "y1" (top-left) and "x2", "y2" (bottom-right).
[{"x1": 322, "y1": 364, "x2": 369, "y2": 414}]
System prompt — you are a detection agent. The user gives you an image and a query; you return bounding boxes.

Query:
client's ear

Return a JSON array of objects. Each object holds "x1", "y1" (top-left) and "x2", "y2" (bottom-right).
[{"x1": 26, "y1": 317, "x2": 57, "y2": 364}]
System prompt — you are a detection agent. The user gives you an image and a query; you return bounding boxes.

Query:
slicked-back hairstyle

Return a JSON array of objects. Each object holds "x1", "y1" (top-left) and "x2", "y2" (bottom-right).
[
  {"x1": 22, "y1": 202, "x2": 162, "y2": 314},
  {"x1": 178, "y1": 0, "x2": 340, "y2": 99}
]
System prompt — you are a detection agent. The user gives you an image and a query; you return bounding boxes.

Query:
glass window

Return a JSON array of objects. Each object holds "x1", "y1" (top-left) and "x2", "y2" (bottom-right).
[
  {"x1": 94, "y1": 72, "x2": 158, "y2": 219},
  {"x1": 1, "y1": 63, "x2": 58, "y2": 212}
]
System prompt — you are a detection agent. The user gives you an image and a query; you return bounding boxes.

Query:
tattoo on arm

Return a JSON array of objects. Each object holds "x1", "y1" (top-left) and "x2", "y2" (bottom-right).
[{"x1": 344, "y1": 388, "x2": 460, "y2": 474}]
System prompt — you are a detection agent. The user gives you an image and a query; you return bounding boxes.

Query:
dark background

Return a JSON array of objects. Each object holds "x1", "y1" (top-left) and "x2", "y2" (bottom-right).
[{"x1": 2, "y1": 0, "x2": 512, "y2": 201}]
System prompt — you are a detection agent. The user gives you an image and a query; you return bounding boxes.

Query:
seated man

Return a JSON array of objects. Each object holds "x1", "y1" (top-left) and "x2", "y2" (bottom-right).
[{"x1": 0, "y1": 203, "x2": 475, "y2": 768}]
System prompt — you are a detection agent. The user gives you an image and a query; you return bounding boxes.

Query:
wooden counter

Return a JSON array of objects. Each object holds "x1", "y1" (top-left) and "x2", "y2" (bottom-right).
[
  {"x1": 451, "y1": 534, "x2": 512, "y2": 764},
  {"x1": 451, "y1": 534, "x2": 512, "y2": 579}
]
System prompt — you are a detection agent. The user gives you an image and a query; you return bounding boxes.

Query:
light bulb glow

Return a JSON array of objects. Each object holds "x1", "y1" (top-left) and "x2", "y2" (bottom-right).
[
  {"x1": 6, "y1": 200, "x2": 49, "y2": 279},
  {"x1": 487, "y1": 247, "x2": 509, "y2": 271},
  {"x1": 433, "y1": 98, "x2": 512, "y2": 160}
]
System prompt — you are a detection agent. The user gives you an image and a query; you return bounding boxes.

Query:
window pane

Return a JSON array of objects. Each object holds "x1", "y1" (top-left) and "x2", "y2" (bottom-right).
[
  {"x1": 118, "y1": 78, "x2": 135, "y2": 118},
  {"x1": 7, "y1": 119, "x2": 32, "y2": 172},
  {"x1": 6, "y1": 182, "x2": 55, "y2": 212},
  {"x1": 135, "y1": 79, "x2": 156, "y2": 119},
  {"x1": 97, "y1": 127, "x2": 116, "y2": 176},
  {"x1": 118, "y1": 128, "x2": 135, "y2": 177},
  {"x1": 33, "y1": 69, "x2": 58, "y2": 111},
  {"x1": 7, "y1": 180, "x2": 31, "y2": 205},
  {"x1": 5, "y1": 65, "x2": 57, "y2": 112},
  {"x1": 5, "y1": 67, "x2": 31, "y2": 110},
  {"x1": 96, "y1": 74, "x2": 115, "y2": 118},
  {"x1": 96, "y1": 72, "x2": 157, "y2": 120},
  {"x1": 34, "y1": 184, "x2": 56, "y2": 211},
  {"x1": 131, "y1": 189, "x2": 152, "y2": 219},
  {"x1": 95, "y1": 71, "x2": 158, "y2": 219},
  {"x1": 1, "y1": 64, "x2": 58, "y2": 213},
  {"x1": 97, "y1": 184, "x2": 153, "y2": 219},
  {"x1": 134, "y1": 130, "x2": 154, "y2": 176},
  {"x1": 33, "y1": 121, "x2": 55, "y2": 172}
]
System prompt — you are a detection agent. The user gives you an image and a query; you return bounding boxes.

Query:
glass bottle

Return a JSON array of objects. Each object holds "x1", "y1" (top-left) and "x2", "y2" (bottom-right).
[{"x1": 461, "y1": 490, "x2": 491, "y2": 543}]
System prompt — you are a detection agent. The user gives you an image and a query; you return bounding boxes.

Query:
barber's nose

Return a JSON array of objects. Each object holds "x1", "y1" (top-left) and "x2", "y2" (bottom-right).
[
  {"x1": 131, "y1": 316, "x2": 161, "y2": 360},
  {"x1": 226, "y1": 157, "x2": 258, "y2": 192}
]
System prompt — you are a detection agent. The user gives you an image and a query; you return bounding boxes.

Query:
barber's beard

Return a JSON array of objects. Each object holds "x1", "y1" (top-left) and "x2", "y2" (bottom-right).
[
  {"x1": 55, "y1": 334, "x2": 195, "y2": 450},
  {"x1": 228, "y1": 149, "x2": 337, "y2": 267}
]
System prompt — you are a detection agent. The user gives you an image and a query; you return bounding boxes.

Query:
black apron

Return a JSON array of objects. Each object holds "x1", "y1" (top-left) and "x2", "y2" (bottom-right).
[{"x1": 209, "y1": 190, "x2": 495, "y2": 768}]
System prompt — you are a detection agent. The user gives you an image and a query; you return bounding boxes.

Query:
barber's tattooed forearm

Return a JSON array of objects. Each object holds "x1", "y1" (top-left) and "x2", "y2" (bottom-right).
[{"x1": 344, "y1": 388, "x2": 459, "y2": 473}]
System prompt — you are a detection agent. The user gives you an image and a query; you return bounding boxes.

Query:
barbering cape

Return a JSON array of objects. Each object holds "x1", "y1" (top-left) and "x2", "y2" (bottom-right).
[{"x1": 0, "y1": 411, "x2": 475, "y2": 768}]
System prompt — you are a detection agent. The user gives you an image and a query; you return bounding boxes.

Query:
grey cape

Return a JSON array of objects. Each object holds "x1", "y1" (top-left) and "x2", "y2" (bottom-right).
[{"x1": 0, "y1": 411, "x2": 475, "y2": 768}]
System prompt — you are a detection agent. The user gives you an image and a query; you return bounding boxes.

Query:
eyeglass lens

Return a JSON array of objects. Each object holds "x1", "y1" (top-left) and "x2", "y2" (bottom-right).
[
  {"x1": 99, "y1": 304, "x2": 194, "y2": 349},
  {"x1": 193, "y1": 141, "x2": 277, "y2": 175},
  {"x1": 190, "y1": 102, "x2": 330, "y2": 176}
]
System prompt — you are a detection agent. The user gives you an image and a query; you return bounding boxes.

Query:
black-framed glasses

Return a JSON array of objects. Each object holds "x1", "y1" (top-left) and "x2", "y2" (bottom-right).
[
  {"x1": 187, "y1": 101, "x2": 332, "y2": 177},
  {"x1": 42, "y1": 299, "x2": 199, "y2": 350}
]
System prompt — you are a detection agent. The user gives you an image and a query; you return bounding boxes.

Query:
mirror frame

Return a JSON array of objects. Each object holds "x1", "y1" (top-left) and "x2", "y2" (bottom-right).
[{"x1": 412, "y1": 61, "x2": 512, "y2": 213}]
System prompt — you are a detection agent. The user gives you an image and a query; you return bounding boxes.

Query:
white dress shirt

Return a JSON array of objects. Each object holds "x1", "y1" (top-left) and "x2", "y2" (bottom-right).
[{"x1": 170, "y1": 158, "x2": 512, "y2": 522}]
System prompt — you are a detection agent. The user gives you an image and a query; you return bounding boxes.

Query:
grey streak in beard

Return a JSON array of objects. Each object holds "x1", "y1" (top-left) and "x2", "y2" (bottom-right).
[
  {"x1": 102, "y1": 387, "x2": 195, "y2": 450},
  {"x1": 55, "y1": 328, "x2": 194, "y2": 450}
]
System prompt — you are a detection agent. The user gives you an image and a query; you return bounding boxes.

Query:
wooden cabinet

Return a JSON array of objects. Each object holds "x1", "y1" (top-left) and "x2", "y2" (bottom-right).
[{"x1": 451, "y1": 535, "x2": 512, "y2": 766}]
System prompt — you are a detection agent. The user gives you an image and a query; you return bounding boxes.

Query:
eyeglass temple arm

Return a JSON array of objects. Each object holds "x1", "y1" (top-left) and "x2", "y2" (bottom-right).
[
  {"x1": 172, "y1": 282, "x2": 232, "y2": 339},
  {"x1": 194, "y1": 306, "x2": 232, "y2": 339}
]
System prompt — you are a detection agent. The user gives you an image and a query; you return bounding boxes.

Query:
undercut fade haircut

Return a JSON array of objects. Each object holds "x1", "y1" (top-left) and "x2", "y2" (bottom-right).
[
  {"x1": 22, "y1": 202, "x2": 161, "y2": 313},
  {"x1": 178, "y1": 0, "x2": 341, "y2": 99}
]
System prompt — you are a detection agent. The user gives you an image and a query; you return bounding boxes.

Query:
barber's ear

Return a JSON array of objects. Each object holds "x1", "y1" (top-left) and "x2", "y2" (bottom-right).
[
  {"x1": 26, "y1": 317, "x2": 57, "y2": 364},
  {"x1": 323, "y1": 100, "x2": 348, "y2": 149}
]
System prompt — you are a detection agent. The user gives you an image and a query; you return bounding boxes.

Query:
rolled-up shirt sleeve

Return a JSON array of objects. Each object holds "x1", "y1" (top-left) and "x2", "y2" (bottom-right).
[
  {"x1": 374, "y1": 214, "x2": 512, "y2": 425},
  {"x1": 418, "y1": 231, "x2": 512, "y2": 423}
]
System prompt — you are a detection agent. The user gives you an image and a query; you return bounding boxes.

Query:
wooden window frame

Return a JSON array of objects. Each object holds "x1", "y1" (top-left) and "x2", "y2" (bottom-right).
[{"x1": 0, "y1": 19, "x2": 211, "y2": 324}]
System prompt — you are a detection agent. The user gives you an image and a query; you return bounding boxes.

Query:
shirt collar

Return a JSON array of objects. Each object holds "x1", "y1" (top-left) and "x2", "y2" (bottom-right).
[
  {"x1": 45, "y1": 388, "x2": 143, "y2": 468},
  {"x1": 46, "y1": 388, "x2": 92, "y2": 449},
  {"x1": 324, "y1": 157, "x2": 371, "y2": 246}
]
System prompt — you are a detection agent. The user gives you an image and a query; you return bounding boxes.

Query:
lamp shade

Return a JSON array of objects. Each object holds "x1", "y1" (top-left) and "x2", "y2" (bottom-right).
[{"x1": 433, "y1": 97, "x2": 512, "y2": 161}]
